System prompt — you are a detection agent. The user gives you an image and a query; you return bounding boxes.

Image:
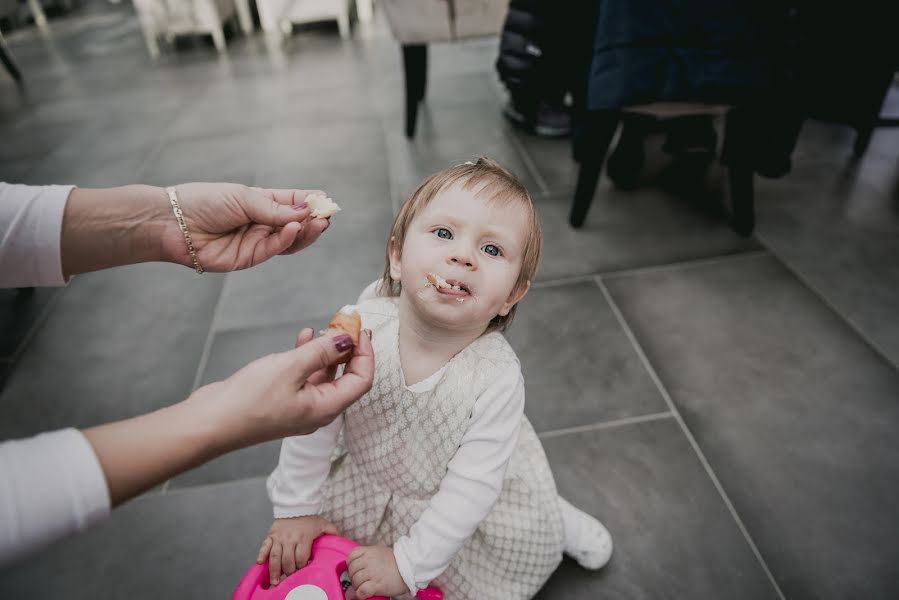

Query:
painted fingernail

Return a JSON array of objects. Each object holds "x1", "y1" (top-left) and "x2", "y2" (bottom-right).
[
  {"x1": 292, "y1": 201, "x2": 309, "y2": 210},
  {"x1": 334, "y1": 334, "x2": 354, "y2": 352}
]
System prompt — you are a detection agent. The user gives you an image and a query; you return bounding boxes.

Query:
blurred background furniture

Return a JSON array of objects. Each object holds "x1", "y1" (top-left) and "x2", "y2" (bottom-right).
[
  {"x1": 381, "y1": 0, "x2": 507, "y2": 137},
  {"x1": 256, "y1": 0, "x2": 356, "y2": 41},
  {"x1": 132, "y1": 0, "x2": 252, "y2": 57}
]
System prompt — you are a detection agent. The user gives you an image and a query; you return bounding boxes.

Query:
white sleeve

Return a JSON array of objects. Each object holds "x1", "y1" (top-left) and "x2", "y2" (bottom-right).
[
  {"x1": 0, "y1": 428, "x2": 111, "y2": 567},
  {"x1": 266, "y1": 416, "x2": 343, "y2": 519},
  {"x1": 392, "y1": 364, "x2": 525, "y2": 593},
  {"x1": 0, "y1": 182, "x2": 74, "y2": 288}
]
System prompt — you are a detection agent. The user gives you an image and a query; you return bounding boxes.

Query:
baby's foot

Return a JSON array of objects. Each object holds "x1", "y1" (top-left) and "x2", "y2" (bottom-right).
[{"x1": 559, "y1": 496, "x2": 613, "y2": 569}]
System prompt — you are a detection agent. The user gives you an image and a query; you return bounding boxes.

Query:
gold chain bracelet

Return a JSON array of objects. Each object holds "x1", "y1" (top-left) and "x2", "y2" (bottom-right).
[{"x1": 165, "y1": 187, "x2": 204, "y2": 274}]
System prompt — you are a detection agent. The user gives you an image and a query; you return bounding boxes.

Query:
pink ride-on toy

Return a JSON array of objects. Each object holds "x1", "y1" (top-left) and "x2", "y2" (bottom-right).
[{"x1": 233, "y1": 535, "x2": 443, "y2": 600}]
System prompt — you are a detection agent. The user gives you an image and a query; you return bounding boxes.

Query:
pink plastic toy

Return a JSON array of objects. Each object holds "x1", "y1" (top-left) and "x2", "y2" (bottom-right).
[{"x1": 233, "y1": 535, "x2": 443, "y2": 600}]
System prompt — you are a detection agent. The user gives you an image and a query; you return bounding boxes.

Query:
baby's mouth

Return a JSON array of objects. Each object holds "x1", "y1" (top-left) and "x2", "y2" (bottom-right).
[{"x1": 426, "y1": 273, "x2": 471, "y2": 296}]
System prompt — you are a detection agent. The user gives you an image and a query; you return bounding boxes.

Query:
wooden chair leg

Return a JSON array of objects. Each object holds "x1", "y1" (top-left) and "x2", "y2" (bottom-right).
[
  {"x1": 402, "y1": 44, "x2": 427, "y2": 138},
  {"x1": 570, "y1": 111, "x2": 619, "y2": 228}
]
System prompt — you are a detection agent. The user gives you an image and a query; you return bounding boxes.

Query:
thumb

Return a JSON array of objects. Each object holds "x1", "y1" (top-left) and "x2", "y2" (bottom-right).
[
  {"x1": 285, "y1": 332, "x2": 355, "y2": 384},
  {"x1": 243, "y1": 188, "x2": 312, "y2": 227}
]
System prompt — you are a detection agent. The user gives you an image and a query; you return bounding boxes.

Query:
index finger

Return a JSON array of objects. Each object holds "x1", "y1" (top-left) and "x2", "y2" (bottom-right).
[{"x1": 256, "y1": 188, "x2": 326, "y2": 206}]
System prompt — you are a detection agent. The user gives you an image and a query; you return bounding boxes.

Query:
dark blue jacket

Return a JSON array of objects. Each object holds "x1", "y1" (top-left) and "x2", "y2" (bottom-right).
[{"x1": 587, "y1": 0, "x2": 783, "y2": 110}]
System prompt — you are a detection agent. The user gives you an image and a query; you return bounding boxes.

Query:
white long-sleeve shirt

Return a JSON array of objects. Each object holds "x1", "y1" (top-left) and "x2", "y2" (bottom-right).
[
  {"x1": 267, "y1": 283, "x2": 525, "y2": 594},
  {"x1": 0, "y1": 182, "x2": 111, "y2": 567}
]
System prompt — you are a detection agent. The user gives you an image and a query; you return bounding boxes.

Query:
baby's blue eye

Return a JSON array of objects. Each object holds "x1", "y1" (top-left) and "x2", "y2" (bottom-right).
[
  {"x1": 483, "y1": 244, "x2": 501, "y2": 257},
  {"x1": 435, "y1": 228, "x2": 452, "y2": 239}
]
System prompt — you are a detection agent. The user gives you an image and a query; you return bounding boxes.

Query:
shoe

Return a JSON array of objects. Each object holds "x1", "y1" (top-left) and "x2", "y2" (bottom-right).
[{"x1": 534, "y1": 101, "x2": 571, "y2": 138}]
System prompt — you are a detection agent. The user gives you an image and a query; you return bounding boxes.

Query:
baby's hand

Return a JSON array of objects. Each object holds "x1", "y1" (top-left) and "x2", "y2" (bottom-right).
[
  {"x1": 347, "y1": 545, "x2": 409, "y2": 600},
  {"x1": 256, "y1": 516, "x2": 339, "y2": 586}
]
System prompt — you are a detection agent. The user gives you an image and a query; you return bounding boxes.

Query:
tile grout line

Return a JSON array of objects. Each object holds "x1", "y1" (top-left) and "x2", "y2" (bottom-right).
[
  {"x1": 505, "y1": 129, "x2": 550, "y2": 195},
  {"x1": 153, "y1": 474, "x2": 269, "y2": 499},
  {"x1": 160, "y1": 273, "x2": 231, "y2": 495},
  {"x1": 594, "y1": 275, "x2": 787, "y2": 600},
  {"x1": 531, "y1": 273, "x2": 598, "y2": 290},
  {"x1": 537, "y1": 411, "x2": 673, "y2": 440},
  {"x1": 755, "y1": 232, "x2": 899, "y2": 374},
  {"x1": 532, "y1": 186, "x2": 575, "y2": 199},
  {"x1": 531, "y1": 249, "x2": 769, "y2": 291},
  {"x1": 600, "y1": 249, "x2": 770, "y2": 280},
  {"x1": 379, "y1": 113, "x2": 402, "y2": 215}
]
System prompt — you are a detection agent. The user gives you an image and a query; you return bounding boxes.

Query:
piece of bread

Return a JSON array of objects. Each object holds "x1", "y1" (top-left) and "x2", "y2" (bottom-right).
[
  {"x1": 323, "y1": 305, "x2": 361, "y2": 360},
  {"x1": 306, "y1": 193, "x2": 341, "y2": 219},
  {"x1": 426, "y1": 272, "x2": 451, "y2": 289}
]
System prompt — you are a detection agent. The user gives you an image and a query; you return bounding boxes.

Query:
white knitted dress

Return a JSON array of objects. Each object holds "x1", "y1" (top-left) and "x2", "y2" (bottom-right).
[{"x1": 319, "y1": 297, "x2": 564, "y2": 600}]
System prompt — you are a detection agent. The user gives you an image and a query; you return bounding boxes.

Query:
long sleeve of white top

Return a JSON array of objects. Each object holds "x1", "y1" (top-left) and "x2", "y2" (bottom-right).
[
  {"x1": 0, "y1": 429, "x2": 111, "y2": 567},
  {"x1": 266, "y1": 417, "x2": 344, "y2": 518},
  {"x1": 392, "y1": 367, "x2": 524, "y2": 593},
  {"x1": 267, "y1": 281, "x2": 525, "y2": 592},
  {"x1": 265, "y1": 365, "x2": 525, "y2": 593},
  {"x1": 0, "y1": 184, "x2": 109, "y2": 568},
  {"x1": 0, "y1": 182, "x2": 73, "y2": 288}
]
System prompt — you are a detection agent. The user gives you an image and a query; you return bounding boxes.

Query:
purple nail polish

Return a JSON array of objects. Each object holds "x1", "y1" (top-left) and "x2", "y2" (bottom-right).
[
  {"x1": 293, "y1": 201, "x2": 309, "y2": 210},
  {"x1": 334, "y1": 334, "x2": 354, "y2": 352}
]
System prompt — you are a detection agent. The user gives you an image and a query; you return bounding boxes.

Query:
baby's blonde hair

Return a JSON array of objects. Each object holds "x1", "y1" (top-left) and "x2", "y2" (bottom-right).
[{"x1": 380, "y1": 157, "x2": 542, "y2": 331}]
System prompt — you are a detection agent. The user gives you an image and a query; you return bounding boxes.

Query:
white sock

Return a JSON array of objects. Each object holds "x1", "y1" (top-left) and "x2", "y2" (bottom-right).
[{"x1": 558, "y1": 496, "x2": 613, "y2": 570}]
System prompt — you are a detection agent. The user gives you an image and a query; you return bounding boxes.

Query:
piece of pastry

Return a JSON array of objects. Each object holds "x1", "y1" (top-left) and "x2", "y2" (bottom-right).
[
  {"x1": 324, "y1": 305, "x2": 361, "y2": 357},
  {"x1": 306, "y1": 193, "x2": 341, "y2": 219},
  {"x1": 426, "y1": 272, "x2": 451, "y2": 289}
]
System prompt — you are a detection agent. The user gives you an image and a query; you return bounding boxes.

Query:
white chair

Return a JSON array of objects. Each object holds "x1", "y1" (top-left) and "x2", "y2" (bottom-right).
[
  {"x1": 132, "y1": 0, "x2": 253, "y2": 58},
  {"x1": 256, "y1": 0, "x2": 355, "y2": 41}
]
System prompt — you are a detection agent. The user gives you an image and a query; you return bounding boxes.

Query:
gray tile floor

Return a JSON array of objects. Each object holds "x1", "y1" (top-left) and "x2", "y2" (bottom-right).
[{"x1": 2, "y1": 3, "x2": 898, "y2": 599}]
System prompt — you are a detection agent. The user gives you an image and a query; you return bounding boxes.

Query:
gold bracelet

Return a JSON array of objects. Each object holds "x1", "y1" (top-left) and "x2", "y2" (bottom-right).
[{"x1": 165, "y1": 186, "x2": 204, "y2": 274}]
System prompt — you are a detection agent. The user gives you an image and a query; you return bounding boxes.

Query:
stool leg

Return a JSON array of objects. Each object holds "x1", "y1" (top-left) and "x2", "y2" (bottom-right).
[
  {"x1": 727, "y1": 164, "x2": 755, "y2": 237},
  {"x1": 416, "y1": 45, "x2": 428, "y2": 103},
  {"x1": 722, "y1": 108, "x2": 756, "y2": 237},
  {"x1": 570, "y1": 111, "x2": 619, "y2": 228},
  {"x1": 402, "y1": 44, "x2": 427, "y2": 138}
]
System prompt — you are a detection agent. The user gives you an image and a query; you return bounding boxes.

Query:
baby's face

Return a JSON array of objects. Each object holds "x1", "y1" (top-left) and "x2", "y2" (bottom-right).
[{"x1": 391, "y1": 183, "x2": 531, "y2": 332}]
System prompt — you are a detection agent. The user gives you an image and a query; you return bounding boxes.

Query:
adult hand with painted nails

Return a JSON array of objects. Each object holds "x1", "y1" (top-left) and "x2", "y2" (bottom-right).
[
  {"x1": 0, "y1": 181, "x2": 359, "y2": 567},
  {"x1": 83, "y1": 325, "x2": 374, "y2": 507},
  {"x1": 56, "y1": 183, "x2": 333, "y2": 278}
]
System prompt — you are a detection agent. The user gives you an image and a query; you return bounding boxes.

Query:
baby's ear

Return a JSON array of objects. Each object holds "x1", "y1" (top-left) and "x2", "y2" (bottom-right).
[
  {"x1": 497, "y1": 280, "x2": 531, "y2": 317},
  {"x1": 388, "y1": 236, "x2": 402, "y2": 281}
]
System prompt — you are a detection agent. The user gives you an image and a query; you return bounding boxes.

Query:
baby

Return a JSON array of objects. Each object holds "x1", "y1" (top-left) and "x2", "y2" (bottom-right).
[{"x1": 258, "y1": 158, "x2": 612, "y2": 599}]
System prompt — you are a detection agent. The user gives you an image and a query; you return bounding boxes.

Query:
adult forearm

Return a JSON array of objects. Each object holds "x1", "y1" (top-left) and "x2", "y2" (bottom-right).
[
  {"x1": 61, "y1": 185, "x2": 172, "y2": 277},
  {"x1": 81, "y1": 394, "x2": 234, "y2": 507}
]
